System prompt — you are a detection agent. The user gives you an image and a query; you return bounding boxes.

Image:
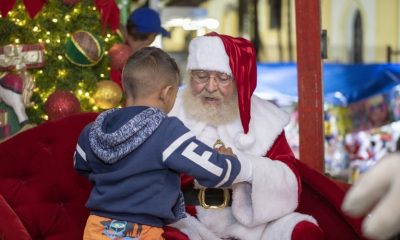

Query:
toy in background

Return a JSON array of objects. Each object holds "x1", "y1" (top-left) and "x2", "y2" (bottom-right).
[
  {"x1": 0, "y1": 71, "x2": 36, "y2": 142},
  {"x1": 390, "y1": 85, "x2": 400, "y2": 121},
  {"x1": 346, "y1": 131, "x2": 395, "y2": 183},
  {"x1": 0, "y1": 43, "x2": 45, "y2": 141},
  {"x1": 366, "y1": 95, "x2": 390, "y2": 128}
]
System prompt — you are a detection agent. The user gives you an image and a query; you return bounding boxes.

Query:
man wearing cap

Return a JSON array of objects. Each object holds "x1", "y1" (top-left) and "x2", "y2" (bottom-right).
[
  {"x1": 164, "y1": 32, "x2": 325, "y2": 240},
  {"x1": 110, "y1": 7, "x2": 169, "y2": 87}
]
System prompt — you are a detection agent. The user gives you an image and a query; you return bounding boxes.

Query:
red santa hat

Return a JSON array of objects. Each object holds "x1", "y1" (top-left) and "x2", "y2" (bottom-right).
[{"x1": 187, "y1": 32, "x2": 257, "y2": 134}]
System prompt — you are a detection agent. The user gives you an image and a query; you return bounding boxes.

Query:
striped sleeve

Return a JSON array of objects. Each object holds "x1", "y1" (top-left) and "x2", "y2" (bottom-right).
[
  {"x1": 74, "y1": 125, "x2": 92, "y2": 177},
  {"x1": 161, "y1": 118, "x2": 242, "y2": 188}
]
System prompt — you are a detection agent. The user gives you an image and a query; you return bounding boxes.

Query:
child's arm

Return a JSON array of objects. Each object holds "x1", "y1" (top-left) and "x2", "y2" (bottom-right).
[
  {"x1": 73, "y1": 125, "x2": 93, "y2": 177},
  {"x1": 162, "y1": 129, "x2": 252, "y2": 188}
]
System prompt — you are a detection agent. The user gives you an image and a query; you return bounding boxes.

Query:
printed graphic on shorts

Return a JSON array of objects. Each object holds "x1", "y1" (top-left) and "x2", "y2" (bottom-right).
[{"x1": 100, "y1": 220, "x2": 140, "y2": 239}]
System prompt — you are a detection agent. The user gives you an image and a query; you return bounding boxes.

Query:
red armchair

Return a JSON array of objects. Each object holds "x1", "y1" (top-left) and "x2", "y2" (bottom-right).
[{"x1": 0, "y1": 112, "x2": 365, "y2": 240}]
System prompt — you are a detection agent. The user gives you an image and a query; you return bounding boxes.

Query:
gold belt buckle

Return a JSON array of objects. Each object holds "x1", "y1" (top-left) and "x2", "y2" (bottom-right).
[{"x1": 198, "y1": 188, "x2": 230, "y2": 209}]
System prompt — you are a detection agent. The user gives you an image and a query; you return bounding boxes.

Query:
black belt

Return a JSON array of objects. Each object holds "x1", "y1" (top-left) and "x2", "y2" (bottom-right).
[{"x1": 183, "y1": 188, "x2": 232, "y2": 209}]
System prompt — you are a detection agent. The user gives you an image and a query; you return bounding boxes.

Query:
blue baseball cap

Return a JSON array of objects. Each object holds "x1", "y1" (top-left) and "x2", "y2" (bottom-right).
[{"x1": 129, "y1": 8, "x2": 170, "y2": 37}]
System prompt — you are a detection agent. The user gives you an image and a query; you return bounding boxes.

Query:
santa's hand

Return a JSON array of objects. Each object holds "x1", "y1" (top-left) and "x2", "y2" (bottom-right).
[{"x1": 342, "y1": 153, "x2": 400, "y2": 240}]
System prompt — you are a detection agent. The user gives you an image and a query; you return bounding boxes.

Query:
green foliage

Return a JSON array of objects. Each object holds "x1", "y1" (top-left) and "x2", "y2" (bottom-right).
[{"x1": 0, "y1": 0, "x2": 122, "y2": 124}]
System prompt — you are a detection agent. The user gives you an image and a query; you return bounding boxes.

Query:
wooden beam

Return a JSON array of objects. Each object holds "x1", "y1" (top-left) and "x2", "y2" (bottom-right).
[{"x1": 294, "y1": 0, "x2": 324, "y2": 172}]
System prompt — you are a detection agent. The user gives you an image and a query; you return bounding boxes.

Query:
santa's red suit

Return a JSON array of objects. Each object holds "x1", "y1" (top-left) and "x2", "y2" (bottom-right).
[{"x1": 163, "y1": 32, "x2": 325, "y2": 240}]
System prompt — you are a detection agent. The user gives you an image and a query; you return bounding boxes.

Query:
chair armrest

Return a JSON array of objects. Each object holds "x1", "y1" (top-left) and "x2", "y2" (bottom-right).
[{"x1": 0, "y1": 194, "x2": 31, "y2": 240}]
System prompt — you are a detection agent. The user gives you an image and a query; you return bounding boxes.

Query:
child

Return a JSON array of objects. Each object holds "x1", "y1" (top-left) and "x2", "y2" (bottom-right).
[
  {"x1": 110, "y1": 7, "x2": 170, "y2": 87},
  {"x1": 74, "y1": 47, "x2": 252, "y2": 240}
]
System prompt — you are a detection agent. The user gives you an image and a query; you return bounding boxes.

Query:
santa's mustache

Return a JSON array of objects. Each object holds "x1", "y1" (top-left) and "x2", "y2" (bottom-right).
[{"x1": 197, "y1": 91, "x2": 223, "y2": 101}]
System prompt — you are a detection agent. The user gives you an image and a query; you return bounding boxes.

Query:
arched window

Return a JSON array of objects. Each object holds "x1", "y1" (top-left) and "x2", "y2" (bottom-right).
[{"x1": 352, "y1": 10, "x2": 363, "y2": 63}]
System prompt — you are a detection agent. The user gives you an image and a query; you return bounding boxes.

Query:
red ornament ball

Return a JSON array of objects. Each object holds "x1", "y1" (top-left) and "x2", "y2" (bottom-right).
[
  {"x1": 44, "y1": 90, "x2": 81, "y2": 121},
  {"x1": 108, "y1": 43, "x2": 133, "y2": 70}
]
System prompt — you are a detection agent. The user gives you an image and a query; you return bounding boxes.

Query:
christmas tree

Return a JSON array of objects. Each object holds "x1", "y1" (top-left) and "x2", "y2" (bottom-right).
[{"x1": 0, "y1": 0, "x2": 121, "y2": 124}]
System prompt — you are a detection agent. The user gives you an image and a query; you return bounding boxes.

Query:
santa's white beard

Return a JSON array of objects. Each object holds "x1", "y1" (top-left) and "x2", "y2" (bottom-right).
[{"x1": 182, "y1": 87, "x2": 239, "y2": 126}]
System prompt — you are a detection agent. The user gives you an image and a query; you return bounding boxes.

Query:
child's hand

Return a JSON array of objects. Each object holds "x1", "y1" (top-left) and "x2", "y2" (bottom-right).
[{"x1": 216, "y1": 146, "x2": 236, "y2": 157}]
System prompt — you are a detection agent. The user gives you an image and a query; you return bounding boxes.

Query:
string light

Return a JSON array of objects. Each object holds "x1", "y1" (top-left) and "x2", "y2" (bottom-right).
[
  {"x1": 3, "y1": 0, "x2": 119, "y2": 124},
  {"x1": 57, "y1": 69, "x2": 66, "y2": 77}
]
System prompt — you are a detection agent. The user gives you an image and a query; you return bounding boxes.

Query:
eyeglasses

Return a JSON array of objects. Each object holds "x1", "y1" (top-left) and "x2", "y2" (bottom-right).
[{"x1": 191, "y1": 70, "x2": 233, "y2": 86}]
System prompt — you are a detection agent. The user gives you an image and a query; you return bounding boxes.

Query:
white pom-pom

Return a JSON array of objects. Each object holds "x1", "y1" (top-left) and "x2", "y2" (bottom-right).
[{"x1": 235, "y1": 133, "x2": 256, "y2": 150}]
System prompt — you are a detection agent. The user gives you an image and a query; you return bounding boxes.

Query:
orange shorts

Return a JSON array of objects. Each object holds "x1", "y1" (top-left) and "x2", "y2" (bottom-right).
[{"x1": 83, "y1": 215, "x2": 165, "y2": 240}]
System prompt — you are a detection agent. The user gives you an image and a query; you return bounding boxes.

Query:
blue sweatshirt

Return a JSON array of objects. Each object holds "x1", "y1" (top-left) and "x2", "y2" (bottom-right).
[{"x1": 74, "y1": 106, "x2": 243, "y2": 227}]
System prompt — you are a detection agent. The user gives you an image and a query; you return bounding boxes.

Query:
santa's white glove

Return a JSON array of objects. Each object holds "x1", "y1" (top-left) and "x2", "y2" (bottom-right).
[
  {"x1": 342, "y1": 153, "x2": 400, "y2": 240},
  {"x1": 168, "y1": 213, "x2": 220, "y2": 240},
  {"x1": 234, "y1": 151, "x2": 253, "y2": 183}
]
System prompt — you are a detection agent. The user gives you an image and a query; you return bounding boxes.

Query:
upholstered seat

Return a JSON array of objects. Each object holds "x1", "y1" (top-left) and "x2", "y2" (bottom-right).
[{"x1": 0, "y1": 112, "x2": 365, "y2": 239}]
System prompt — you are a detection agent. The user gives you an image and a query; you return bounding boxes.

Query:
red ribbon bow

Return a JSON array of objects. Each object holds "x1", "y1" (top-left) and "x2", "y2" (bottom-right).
[
  {"x1": 0, "y1": 0, "x2": 119, "y2": 32},
  {"x1": 93, "y1": 0, "x2": 120, "y2": 32},
  {"x1": 0, "y1": 0, "x2": 47, "y2": 19}
]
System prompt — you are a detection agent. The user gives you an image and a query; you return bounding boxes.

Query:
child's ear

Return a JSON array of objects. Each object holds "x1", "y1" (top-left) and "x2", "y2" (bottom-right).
[{"x1": 159, "y1": 85, "x2": 172, "y2": 102}]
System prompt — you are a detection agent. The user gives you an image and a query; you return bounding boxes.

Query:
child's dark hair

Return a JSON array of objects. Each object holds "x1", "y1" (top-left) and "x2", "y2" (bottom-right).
[{"x1": 122, "y1": 47, "x2": 180, "y2": 99}]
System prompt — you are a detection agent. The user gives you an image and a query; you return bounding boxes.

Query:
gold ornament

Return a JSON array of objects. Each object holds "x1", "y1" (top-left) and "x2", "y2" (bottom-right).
[{"x1": 93, "y1": 80, "x2": 122, "y2": 109}]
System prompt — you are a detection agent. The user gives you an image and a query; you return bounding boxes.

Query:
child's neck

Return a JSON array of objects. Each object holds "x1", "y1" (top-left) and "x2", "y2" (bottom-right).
[{"x1": 125, "y1": 98, "x2": 165, "y2": 112}]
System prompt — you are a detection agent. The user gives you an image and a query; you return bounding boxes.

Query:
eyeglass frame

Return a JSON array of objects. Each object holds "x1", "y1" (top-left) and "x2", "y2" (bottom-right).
[{"x1": 190, "y1": 70, "x2": 233, "y2": 87}]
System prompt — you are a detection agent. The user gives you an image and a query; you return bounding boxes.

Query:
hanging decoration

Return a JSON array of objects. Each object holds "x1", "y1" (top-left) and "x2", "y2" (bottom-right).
[
  {"x1": 108, "y1": 43, "x2": 132, "y2": 70},
  {"x1": 93, "y1": 80, "x2": 122, "y2": 109},
  {"x1": 65, "y1": 30, "x2": 104, "y2": 67},
  {"x1": 44, "y1": 90, "x2": 81, "y2": 120},
  {"x1": 0, "y1": 43, "x2": 45, "y2": 71}
]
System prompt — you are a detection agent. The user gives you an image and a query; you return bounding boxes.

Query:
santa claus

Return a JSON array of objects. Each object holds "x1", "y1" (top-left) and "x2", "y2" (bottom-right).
[{"x1": 163, "y1": 32, "x2": 325, "y2": 240}]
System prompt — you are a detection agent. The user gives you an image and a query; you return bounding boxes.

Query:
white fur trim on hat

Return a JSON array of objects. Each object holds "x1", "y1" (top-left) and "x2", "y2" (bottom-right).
[{"x1": 187, "y1": 36, "x2": 232, "y2": 75}]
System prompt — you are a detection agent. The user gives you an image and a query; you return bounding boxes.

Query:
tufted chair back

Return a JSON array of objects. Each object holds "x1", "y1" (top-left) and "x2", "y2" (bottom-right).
[{"x1": 0, "y1": 112, "x2": 97, "y2": 240}]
